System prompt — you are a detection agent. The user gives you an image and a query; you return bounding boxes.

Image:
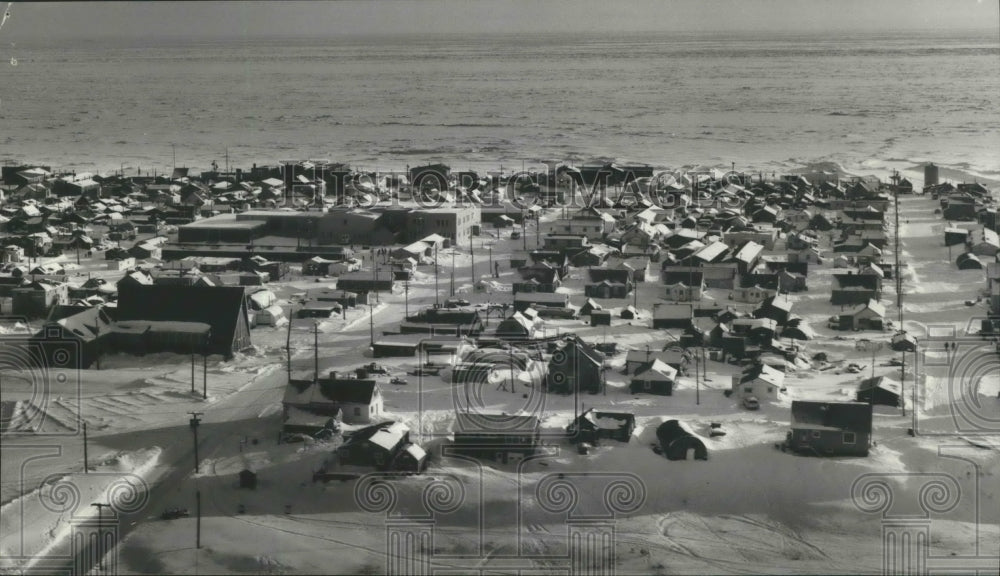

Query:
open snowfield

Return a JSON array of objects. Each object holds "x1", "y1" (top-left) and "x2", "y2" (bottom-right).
[{"x1": 2, "y1": 169, "x2": 999, "y2": 574}]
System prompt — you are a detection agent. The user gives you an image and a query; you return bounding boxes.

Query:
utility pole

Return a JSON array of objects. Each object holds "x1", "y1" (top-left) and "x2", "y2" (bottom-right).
[
  {"x1": 695, "y1": 348, "x2": 700, "y2": 406},
  {"x1": 404, "y1": 280, "x2": 409, "y2": 317},
  {"x1": 856, "y1": 339, "x2": 882, "y2": 446},
  {"x1": 196, "y1": 490, "x2": 202, "y2": 549},
  {"x1": 83, "y1": 421, "x2": 89, "y2": 474},
  {"x1": 892, "y1": 170, "x2": 903, "y2": 326},
  {"x1": 188, "y1": 412, "x2": 202, "y2": 474},
  {"x1": 901, "y1": 346, "x2": 906, "y2": 417},
  {"x1": 450, "y1": 251, "x2": 456, "y2": 296},
  {"x1": 372, "y1": 246, "x2": 380, "y2": 304},
  {"x1": 522, "y1": 210, "x2": 527, "y2": 251},
  {"x1": 488, "y1": 243, "x2": 494, "y2": 277},
  {"x1": 313, "y1": 321, "x2": 319, "y2": 380},
  {"x1": 286, "y1": 307, "x2": 294, "y2": 378},
  {"x1": 535, "y1": 210, "x2": 540, "y2": 248},
  {"x1": 434, "y1": 244, "x2": 440, "y2": 307},
  {"x1": 509, "y1": 344, "x2": 515, "y2": 394},
  {"x1": 190, "y1": 353, "x2": 195, "y2": 395},
  {"x1": 912, "y1": 340, "x2": 919, "y2": 429},
  {"x1": 470, "y1": 236, "x2": 475, "y2": 287},
  {"x1": 91, "y1": 502, "x2": 112, "y2": 571},
  {"x1": 95, "y1": 319, "x2": 101, "y2": 370},
  {"x1": 203, "y1": 331, "x2": 209, "y2": 400},
  {"x1": 369, "y1": 304, "x2": 375, "y2": 347}
]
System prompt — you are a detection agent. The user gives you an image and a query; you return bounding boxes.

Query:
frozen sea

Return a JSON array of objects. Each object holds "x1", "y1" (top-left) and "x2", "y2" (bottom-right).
[{"x1": 1, "y1": 29, "x2": 997, "y2": 183}]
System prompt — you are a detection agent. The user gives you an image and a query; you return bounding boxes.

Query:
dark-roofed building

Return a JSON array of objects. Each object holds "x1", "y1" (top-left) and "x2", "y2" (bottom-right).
[
  {"x1": 547, "y1": 336, "x2": 604, "y2": 395},
  {"x1": 629, "y1": 359, "x2": 678, "y2": 396},
  {"x1": 656, "y1": 420, "x2": 707, "y2": 461},
  {"x1": 452, "y1": 412, "x2": 540, "y2": 462},
  {"x1": 754, "y1": 294, "x2": 795, "y2": 326},
  {"x1": 652, "y1": 303, "x2": 694, "y2": 330},
  {"x1": 567, "y1": 409, "x2": 636, "y2": 444},
  {"x1": 31, "y1": 306, "x2": 115, "y2": 368},
  {"x1": 336, "y1": 421, "x2": 425, "y2": 472},
  {"x1": 855, "y1": 376, "x2": 901, "y2": 407},
  {"x1": 282, "y1": 372, "x2": 384, "y2": 424},
  {"x1": 624, "y1": 348, "x2": 690, "y2": 376},
  {"x1": 116, "y1": 284, "x2": 251, "y2": 357},
  {"x1": 831, "y1": 273, "x2": 882, "y2": 306},
  {"x1": 786, "y1": 401, "x2": 872, "y2": 456}
]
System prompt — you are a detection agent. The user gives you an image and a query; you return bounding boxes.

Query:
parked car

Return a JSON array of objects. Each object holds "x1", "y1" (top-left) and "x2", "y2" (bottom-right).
[
  {"x1": 161, "y1": 508, "x2": 190, "y2": 520},
  {"x1": 444, "y1": 298, "x2": 470, "y2": 308},
  {"x1": 742, "y1": 396, "x2": 760, "y2": 410},
  {"x1": 390, "y1": 376, "x2": 408, "y2": 385},
  {"x1": 362, "y1": 362, "x2": 389, "y2": 374}
]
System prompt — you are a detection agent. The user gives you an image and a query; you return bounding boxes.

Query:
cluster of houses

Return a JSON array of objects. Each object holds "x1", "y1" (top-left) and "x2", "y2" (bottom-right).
[{"x1": 4, "y1": 160, "x2": 995, "y2": 471}]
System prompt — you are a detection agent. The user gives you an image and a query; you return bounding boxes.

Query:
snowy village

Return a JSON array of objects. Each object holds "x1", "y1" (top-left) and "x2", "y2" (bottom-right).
[{"x1": 1, "y1": 160, "x2": 998, "y2": 574}]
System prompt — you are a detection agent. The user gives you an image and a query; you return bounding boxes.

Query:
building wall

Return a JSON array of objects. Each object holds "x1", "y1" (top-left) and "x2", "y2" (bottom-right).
[
  {"x1": 735, "y1": 378, "x2": 781, "y2": 399},
  {"x1": 406, "y1": 206, "x2": 480, "y2": 245},
  {"x1": 12, "y1": 285, "x2": 67, "y2": 317},
  {"x1": 788, "y1": 428, "x2": 869, "y2": 456}
]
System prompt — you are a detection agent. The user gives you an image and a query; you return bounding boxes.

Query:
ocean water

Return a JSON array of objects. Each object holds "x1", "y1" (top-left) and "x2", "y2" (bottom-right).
[{"x1": 0, "y1": 30, "x2": 997, "y2": 184}]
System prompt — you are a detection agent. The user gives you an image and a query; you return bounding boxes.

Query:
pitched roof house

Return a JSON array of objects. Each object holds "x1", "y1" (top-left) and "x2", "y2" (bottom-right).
[{"x1": 115, "y1": 284, "x2": 251, "y2": 357}]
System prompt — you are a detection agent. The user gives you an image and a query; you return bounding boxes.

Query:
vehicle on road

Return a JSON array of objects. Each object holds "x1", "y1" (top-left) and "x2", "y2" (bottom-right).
[{"x1": 161, "y1": 508, "x2": 190, "y2": 520}]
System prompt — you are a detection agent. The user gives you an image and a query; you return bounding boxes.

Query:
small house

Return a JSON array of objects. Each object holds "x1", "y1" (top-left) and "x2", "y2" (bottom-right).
[
  {"x1": 837, "y1": 299, "x2": 886, "y2": 331},
  {"x1": 944, "y1": 227, "x2": 971, "y2": 247},
  {"x1": 855, "y1": 376, "x2": 901, "y2": 407},
  {"x1": 629, "y1": 359, "x2": 678, "y2": 395},
  {"x1": 238, "y1": 469, "x2": 258, "y2": 489},
  {"x1": 652, "y1": 303, "x2": 694, "y2": 330},
  {"x1": 282, "y1": 373, "x2": 384, "y2": 425},
  {"x1": 625, "y1": 348, "x2": 689, "y2": 376},
  {"x1": 754, "y1": 294, "x2": 794, "y2": 326},
  {"x1": 337, "y1": 421, "x2": 426, "y2": 473},
  {"x1": 733, "y1": 363, "x2": 785, "y2": 400},
  {"x1": 831, "y1": 273, "x2": 881, "y2": 306},
  {"x1": 584, "y1": 279, "x2": 631, "y2": 299},
  {"x1": 567, "y1": 409, "x2": 636, "y2": 444},
  {"x1": 786, "y1": 401, "x2": 872, "y2": 457},
  {"x1": 452, "y1": 413, "x2": 540, "y2": 463},
  {"x1": 495, "y1": 312, "x2": 538, "y2": 340},
  {"x1": 890, "y1": 331, "x2": 917, "y2": 352},
  {"x1": 590, "y1": 310, "x2": 612, "y2": 326},
  {"x1": 655, "y1": 420, "x2": 707, "y2": 461}
]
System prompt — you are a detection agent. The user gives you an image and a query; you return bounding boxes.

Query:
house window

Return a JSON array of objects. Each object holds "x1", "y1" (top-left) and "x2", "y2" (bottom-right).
[
  {"x1": 354, "y1": 407, "x2": 361, "y2": 416},
  {"x1": 843, "y1": 432, "x2": 856, "y2": 444},
  {"x1": 644, "y1": 381, "x2": 651, "y2": 391},
  {"x1": 744, "y1": 386, "x2": 753, "y2": 393},
  {"x1": 768, "y1": 387, "x2": 773, "y2": 393},
  {"x1": 811, "y1": 430, "x2": 821, "y2": 438}
]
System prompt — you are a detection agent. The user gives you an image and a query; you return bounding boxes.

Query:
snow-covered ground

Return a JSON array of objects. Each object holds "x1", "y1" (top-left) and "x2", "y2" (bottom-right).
[{"x1": 2, "y1": 188, "x2": 999, "y2": 574}]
